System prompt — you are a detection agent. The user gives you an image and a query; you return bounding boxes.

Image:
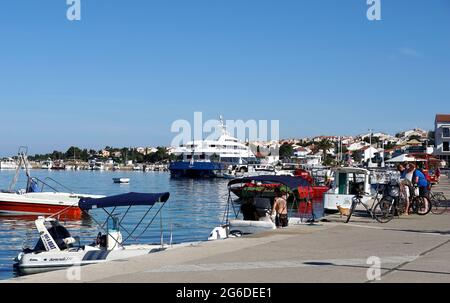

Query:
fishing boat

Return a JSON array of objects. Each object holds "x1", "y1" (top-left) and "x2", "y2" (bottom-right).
[
  {"x1": 51, "y1": 160, "x2": 66, "y2": 170},
  {"x1": 208, "y1": 175, "x2": 320, "y2": 240},
  {"x1": 229, "y1": 169, "x2": 328, "y2": 201},
  {"x1": 0, "y1": 157, "x2": 18, "y2": 170},
  {"x1": 14, "y1": 192, "x2": 174, "y2": 275},
  {"x1": 0, "y1": 149, "x2": 103, "y2": 219},
  {"x1": 323, "y1": 167, "x2": 372, "y2": 212},
  {"x1": 113, "y1": 177, "x2": 130, "y2": 184}
]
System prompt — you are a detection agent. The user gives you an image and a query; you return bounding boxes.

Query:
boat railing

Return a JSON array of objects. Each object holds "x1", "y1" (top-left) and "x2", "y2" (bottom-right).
[{"x1": 29, "y1": 176, "x2": 74, "y2": 193}]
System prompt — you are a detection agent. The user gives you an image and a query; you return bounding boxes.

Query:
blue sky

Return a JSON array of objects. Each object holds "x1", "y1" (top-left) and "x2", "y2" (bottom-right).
[{"x1": 0, "y1": 0, "x2": 449, "y2": 156}]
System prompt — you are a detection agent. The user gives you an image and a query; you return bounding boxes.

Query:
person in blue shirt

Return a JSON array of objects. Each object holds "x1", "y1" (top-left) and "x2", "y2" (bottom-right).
[{"x1": 410, "y1": 164, "x2": 429, "y2": 197}]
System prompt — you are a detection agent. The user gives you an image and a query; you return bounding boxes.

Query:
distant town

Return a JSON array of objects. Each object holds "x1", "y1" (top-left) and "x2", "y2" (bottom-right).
[{"x1": 1, "y1": 114, "x2": 448, "y2": 171}]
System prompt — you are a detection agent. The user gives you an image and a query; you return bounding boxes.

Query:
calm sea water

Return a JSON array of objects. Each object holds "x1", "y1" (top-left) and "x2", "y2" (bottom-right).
[{"x1": 0, "y1": 170, "x2": 231, "y2": 280}]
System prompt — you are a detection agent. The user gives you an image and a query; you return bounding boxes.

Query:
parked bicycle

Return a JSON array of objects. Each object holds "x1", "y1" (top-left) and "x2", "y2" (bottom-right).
[
  {"x1": 409, "y1": 186, "x2": 431, "y2": 215},
  {"x1": 370, "y1": 181, "x2": 407, "y2": 223},
  {"x1": 429, "y1": 190, "x2": 448, "y2": 215},
  {"x1": 345, "y1": 184, "x2": 391, "y2": 224}
]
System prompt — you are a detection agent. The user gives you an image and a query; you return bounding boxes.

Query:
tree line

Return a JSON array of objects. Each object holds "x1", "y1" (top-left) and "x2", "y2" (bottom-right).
[{"x1": 28, "y1": 146, "x2": 176, "y2": 164}]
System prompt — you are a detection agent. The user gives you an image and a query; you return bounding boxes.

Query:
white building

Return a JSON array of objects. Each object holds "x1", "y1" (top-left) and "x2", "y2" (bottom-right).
[
  {"x1": 434, "y1": 114, "x2": 450, "y2": 166},
  {"x1": 293, "y1": 146, "x2": 312, "y2": 157},
  {"x1": 347, "y1": 141, "x2": 369, "y2": 151},
  {"x1": 400, "y1": 128, "x2": 428, "y2": 139}
]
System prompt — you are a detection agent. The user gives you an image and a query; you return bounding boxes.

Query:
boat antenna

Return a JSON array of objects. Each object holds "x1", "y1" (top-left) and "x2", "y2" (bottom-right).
[{"x1": 219, "y1": 115, "x2": 228, "y2": 136}]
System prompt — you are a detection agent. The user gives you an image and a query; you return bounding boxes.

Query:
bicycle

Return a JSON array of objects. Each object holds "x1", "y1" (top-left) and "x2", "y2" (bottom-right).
[
  {"x1": 345, "y1": 185, "x2": 387, "y2": 223},
  {"x1": 409, "y1": 186, "x2": 431, "y2": 215},
  {"x1": 345, "y1": 183, "x2": 406, "y2": 224},
  {"x1": 429, "y1": 190, "x2": 448, "y2": 215}
]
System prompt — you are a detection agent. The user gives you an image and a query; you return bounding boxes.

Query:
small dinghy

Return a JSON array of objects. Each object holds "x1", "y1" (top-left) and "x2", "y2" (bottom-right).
[
  {"x1": 15, "y1": 192, "x2": 174, "y2": 275},
  {"x1": 113, "y1": 177, "x2": 130, "y2": 184}
]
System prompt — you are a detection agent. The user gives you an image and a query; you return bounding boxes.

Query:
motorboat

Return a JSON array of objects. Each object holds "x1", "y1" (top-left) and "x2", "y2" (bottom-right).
[
  {"x1": 208, "y1": 175, "x2": 321, "y2": 241},
  {"x1": 41, "y1": 158, "x2": 53, "y2": 170},
  {"x1": 15, "y1": 192, "x2": 174, "y2": 275},
  {"x1": 51, "y1": 160, "x2": 66, "y2": 170},
  {"x1": 0, "y1": 149, "x2": 103, "y2": 219},
  {"x1": 113, "y1": 177, "x2": 130, "y2": 184},
  {"x1": 0, "y1": 157, "x2": 18, "y2": 170},
  {"x1": 323, "y1": 167, "x2": 373, "y2": 212}
]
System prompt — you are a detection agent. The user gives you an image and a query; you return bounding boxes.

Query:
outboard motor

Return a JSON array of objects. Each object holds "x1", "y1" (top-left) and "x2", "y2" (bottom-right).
[{"x1": 107, "y1": 215, "x2": 123, "y2": 250}]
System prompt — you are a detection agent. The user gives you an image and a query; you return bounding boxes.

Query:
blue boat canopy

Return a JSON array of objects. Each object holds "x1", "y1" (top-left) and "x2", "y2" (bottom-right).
[
  {"x1": 227, "y1": 175, "x2": 311, "y2": 191},
  {"x1": 79, "y1": 192, "x2": 170, "y2": 210}
]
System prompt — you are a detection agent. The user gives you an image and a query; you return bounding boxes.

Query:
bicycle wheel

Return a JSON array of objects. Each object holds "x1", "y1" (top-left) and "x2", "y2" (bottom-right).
[
  {"x1": 430, "y1": 193, "x2": 448, "y2": 215},
  {"x1": 413, "y1": 196, "x2": 431, "y2": 215},
  {"x1": 345, "y1": 198, "x2": 358, "y2": 223},
  {"x1": 373, "y1": 197, "x2": 394, "y2": 223}
]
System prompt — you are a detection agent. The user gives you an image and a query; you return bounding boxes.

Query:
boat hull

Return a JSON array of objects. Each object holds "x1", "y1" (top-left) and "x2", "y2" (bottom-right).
[
  {"x1": 169, "y1": 161, "x2": 227, "y2": 178},
  {"x1": 16, "y1": 245, "x2": 168, "y2": 275},
  {"x1": 0, "y1": 201, "x2": 81, "y2": 217},
  {"x1": 0, "y1": 192, "x2": 103, "y2": 219}
]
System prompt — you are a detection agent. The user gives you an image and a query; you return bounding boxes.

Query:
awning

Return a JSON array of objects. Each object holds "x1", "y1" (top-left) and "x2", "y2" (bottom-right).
[
  {"x1": 386, "y1": 154, "x2": 427, "y2": 163},
  {"x1": 79, "y1": 192, "x2": 170, "y2": 210},
  {"x1": 227, "y1": 175, "x2": 311, "y2": 191}
]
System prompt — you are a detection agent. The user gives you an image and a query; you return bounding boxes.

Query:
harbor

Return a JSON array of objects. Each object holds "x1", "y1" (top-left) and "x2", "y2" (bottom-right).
[
  {"x1": 0, "y1": 114, "x2": 449, "y2": 282},
  {"x1": 1, "y1": 1, "x2": 449, "y2": 291},
  {"x1": 6, "y1": 175, "x2": 450, "y2": 283}
]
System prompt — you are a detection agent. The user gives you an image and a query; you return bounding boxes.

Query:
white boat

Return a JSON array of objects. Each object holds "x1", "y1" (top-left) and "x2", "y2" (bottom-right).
[
  {"x1": 92, "y1": 163, "x2": 104, "y2": 171},
  {"x1": 0, "y1": 157, "x2": 18, "y2": 170},
  {"x1": 15, "y1": 192, "x2": 175, "y2": 275},
  {"x1": 169, "y1": 116, "x2": 257, "y2": 178},
  {"x1": 323, "y1": 167, "x2": 373, "y2": 211},
  {"x1": 113, "y1": 177, "x2": 130, "y2": 184},
  {"x1": 41, "y1": 159, "x2": 53, "y2": 170}
]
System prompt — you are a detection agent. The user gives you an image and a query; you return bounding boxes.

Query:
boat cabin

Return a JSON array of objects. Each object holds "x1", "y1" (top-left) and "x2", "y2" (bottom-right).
[{"x1": 323, "y1": 167, "x2": 372, "y2": 211}]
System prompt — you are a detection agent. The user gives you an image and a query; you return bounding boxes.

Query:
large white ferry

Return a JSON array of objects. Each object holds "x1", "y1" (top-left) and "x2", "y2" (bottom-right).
[{"x1": 169, "y1": 118, "x2": 257, "y2": 178}]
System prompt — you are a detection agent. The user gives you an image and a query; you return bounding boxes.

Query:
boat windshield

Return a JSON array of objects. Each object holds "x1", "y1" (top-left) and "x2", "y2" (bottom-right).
[{"x1": 33, "y1": 224, "x2": 72, "y2": 252}]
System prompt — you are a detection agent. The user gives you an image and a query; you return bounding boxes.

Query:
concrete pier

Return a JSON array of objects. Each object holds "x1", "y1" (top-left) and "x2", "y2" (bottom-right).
[{"x1": 6, "y1": 177, "x2": 450, "y2": 283}]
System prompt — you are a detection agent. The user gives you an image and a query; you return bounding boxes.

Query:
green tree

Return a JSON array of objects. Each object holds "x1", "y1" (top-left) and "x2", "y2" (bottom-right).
[
  {"x1": 279, "y1": 143, "x2": 294, "y2": 158},
  {"x1": 65, "y1": 146, "x2": 83, "y2": 160},
  {"x1": 316, "y1": 139, "x2": 333, "y2": 152},
  {"x1": 352, "y1": 151, "x2": 363, "y2": 163}
]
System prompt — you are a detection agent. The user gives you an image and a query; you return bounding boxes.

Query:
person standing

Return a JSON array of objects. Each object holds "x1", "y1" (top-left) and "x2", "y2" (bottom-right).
[
  {"x1": 410, "y1": 164, "x2": 430, "y2": 198},
  {"x1": 398, "y1": 163, "x2": 411, "y2": 215},
  {"x1": 272, "y1": 188, "x2": 288, "y2": 228}
]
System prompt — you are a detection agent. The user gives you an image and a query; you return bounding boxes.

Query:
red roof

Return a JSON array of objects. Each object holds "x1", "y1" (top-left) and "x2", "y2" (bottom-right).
[{"x1": 435, "y1": 114, "x2": 450, "y2": 123}]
